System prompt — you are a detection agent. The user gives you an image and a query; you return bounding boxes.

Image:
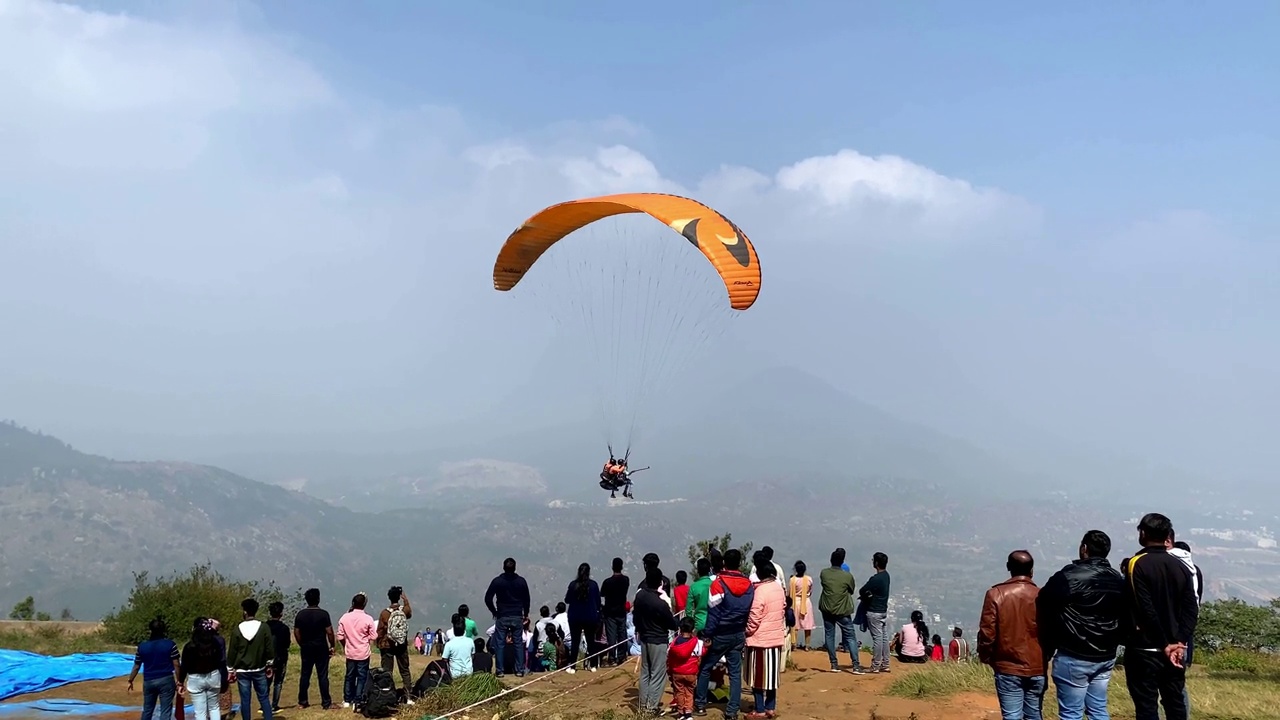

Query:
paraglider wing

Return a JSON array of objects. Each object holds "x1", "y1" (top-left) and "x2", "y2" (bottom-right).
[{"x1": 492, "y1": 193, "x2": 761, "y2": 310}]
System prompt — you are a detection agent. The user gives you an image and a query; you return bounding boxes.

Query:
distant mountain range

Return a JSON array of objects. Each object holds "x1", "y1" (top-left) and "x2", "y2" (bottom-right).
[
  {"x1": 200, "y1": 366, "x2": 1048, "y2": 511},
  {"x1": 0, "y1": 416, "x2": 1105, "y2": 629},
  {"x1": 3, "y1": 367, "x2": 1262, "y2": 627}
]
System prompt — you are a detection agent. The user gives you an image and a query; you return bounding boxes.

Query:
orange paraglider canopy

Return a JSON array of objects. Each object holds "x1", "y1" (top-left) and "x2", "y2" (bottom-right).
[{"x1": 492, "y1": 192, "x2": 761, "y2": 310}]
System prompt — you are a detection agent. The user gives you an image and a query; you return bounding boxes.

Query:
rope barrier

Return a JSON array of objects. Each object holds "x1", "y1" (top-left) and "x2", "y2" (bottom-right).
[
  {"x1": 437, "y1": 607, "x2": 688, "y2": 719},
  {"x1": 435, "y1": 633, "x2": 635, "y2": 719}
]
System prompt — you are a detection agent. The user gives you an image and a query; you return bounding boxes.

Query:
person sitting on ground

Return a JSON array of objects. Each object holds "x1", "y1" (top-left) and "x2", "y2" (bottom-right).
[
  {"x1": 930, "y1": 635, "x2": 945, "y2": 662},
  {"x1": 442, "y1": 615, "x2": 474, "y2": 679},
  {"x1": 948, "y1": 627, "x2": 971, "y2": 662},
  {"x1": 896, "y1": 610, "x2": 929, "y2": 664},
  {"x1": 538, "y1": 626, "x2": 559, "y2": 672}
]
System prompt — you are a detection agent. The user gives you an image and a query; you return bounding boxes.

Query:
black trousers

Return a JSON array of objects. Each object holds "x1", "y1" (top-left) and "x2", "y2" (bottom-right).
[
  {"x1": 1125, "y1": 649, "x2": 1187, "y2": 720},
  {"x1": 297, "y1": 646, "x2": 332, "y2": 708}
]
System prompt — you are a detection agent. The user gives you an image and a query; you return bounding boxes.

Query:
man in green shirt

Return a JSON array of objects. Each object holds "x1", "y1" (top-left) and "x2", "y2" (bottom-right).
[
  {"x1": 685, "y1": 558, "x2": 713, "y2": 631},
  {"x1": 818, "y1": 548, "x2": 864, "y2": 674},
  {"x1": 458, "y1": 604, "x2": 478, "y2": 639}
]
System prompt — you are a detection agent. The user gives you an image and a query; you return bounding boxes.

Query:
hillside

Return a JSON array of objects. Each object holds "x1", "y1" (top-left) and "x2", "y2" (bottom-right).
[
  {"x1": 4, "y1": 420, "x2": 1272, "y2": 630},
  {"x1": 0, "y1": 422, "x2": 386, "y2": 617},
  {"x1": 213, "y1": 365, "x2": 1042, "y2": 509}
]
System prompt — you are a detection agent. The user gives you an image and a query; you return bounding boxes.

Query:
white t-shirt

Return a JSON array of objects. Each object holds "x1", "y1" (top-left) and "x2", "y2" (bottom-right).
[
  {"x1": 553, "y1": 612, "x2": 570, "y2": 639},
  {"x1": 443, "y1": 636, "x2": 474, "y2": 678}
]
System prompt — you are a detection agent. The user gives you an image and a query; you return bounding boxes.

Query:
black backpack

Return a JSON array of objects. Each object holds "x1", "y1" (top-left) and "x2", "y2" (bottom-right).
[
  {"x1": 362, "y1": 668, "x2": 400, "y2": 718},
  {"x1": 411, "y1": 659, "x2": 451, "y2": 699}
]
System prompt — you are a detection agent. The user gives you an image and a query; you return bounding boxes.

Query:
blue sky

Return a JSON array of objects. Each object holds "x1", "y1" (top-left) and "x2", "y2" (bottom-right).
[
  {"x1": 1, "y1": 0, "x2": 1277, "y2": 488},
  {"x1": 245, "y1": 1, "x2": 1280, "y2": 218}
]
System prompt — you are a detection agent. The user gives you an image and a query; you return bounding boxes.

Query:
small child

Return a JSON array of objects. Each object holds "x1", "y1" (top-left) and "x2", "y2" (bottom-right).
[
  {"x1": 784, "y1": 596, "x2": 797, "y2": 632},
  {"x1": 667, "y1": 617, "x2": 702, "y2": 720},
  {"x1": 472, "y1": 637, "x2": 494, "y2": 674},
  {"x1": 930, "y1": 634, "x2": 945, "y2": 662}
]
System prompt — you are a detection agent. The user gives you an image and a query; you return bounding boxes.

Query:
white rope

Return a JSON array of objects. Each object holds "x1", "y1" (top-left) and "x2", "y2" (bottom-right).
[
  {"x1": 437, "y1": 606, "x2": 688, "y2": 719},
  {"x1": 507, "y1": 663, "x2": 634, "y2": 720},
  {"x1": 435, "y1": 633, "x2": 633, "y2": 719}
]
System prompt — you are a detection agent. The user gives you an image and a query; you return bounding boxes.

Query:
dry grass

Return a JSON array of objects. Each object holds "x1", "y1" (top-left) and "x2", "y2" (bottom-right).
[{"x1": 886, "y1": 654, "x2": 1280, "y2": 720}]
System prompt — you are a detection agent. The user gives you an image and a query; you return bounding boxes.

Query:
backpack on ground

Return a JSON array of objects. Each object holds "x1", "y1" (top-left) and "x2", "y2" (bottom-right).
[
  {"x1": 412, "y1": 659, "x2": 451, "y2": 699},
  {"x1": 386, "y1": 605, "x2": 409, "y2": 646},
  {"x1": 362, "y1": 668, "x2": 400, "y2": 718}
]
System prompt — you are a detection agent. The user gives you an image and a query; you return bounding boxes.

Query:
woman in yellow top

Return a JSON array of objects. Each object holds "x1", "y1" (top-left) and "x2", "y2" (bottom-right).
[{"x1": 788, "y1": 561, "x2": 816, "y2": 650}]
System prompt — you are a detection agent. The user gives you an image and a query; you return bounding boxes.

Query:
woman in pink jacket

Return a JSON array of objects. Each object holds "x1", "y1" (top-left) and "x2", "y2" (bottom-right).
[{"x1": 745, "y1": 557, "x2": 787, "y2": 720}]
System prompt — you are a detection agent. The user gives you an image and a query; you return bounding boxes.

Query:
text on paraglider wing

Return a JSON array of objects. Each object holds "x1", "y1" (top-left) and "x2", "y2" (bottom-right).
[{"x1": 732, "y1": 281, "x2": 755, "y2": 286}]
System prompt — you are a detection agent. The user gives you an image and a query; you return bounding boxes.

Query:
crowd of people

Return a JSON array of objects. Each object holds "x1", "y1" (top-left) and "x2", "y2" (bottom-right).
[
  {"x1": 124, "y1": 511, "x2": 1202, "y2": 720},
  {"x1": 977, "y1": 512, "x2": 1202, "y2": 720}
]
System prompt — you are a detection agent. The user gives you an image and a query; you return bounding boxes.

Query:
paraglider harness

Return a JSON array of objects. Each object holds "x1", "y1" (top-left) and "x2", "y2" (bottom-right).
[{"x1": 599, "y1": 447, "x2": 648, "y2": 499}]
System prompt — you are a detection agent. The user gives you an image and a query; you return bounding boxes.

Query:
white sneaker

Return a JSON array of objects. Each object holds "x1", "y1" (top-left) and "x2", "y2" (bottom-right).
[
  {"x1": 566, "y1": 667, "x2": 577, "y2": 674},
  {"x1": 343, "y1": 703, "x2": 351, "y2": 709},
  {"x1": 590, "y1": 667, "x2": 598, "y2": 673},
  {"x1": 406, "y1": 699, "x2": 415, "y2": 706}
]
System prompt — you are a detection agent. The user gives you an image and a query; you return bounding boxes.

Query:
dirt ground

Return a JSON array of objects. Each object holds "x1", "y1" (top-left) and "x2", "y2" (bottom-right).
[{"x1": 2, "y1": 648, "x2": 1004, "y2": 720}]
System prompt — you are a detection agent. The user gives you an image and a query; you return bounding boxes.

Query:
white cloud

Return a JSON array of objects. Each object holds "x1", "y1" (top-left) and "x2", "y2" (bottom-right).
[{"x1": 0, "y1": 0, "x2": 1040, "y2": 436}]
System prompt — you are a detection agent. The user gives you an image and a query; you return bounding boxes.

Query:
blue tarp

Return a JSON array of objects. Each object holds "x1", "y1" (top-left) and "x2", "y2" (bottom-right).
[
  {"x1": 0, "y1": 699, "x2": 134, "y2": 715},
  {"x1": 0, "y1": 651, "x2": 133, "y2": 702}
]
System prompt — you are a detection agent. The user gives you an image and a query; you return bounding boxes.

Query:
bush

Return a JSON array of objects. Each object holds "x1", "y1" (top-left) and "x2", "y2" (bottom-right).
[
  {"x1": 417, "y1": 673, "x2": 507, "y2": 715},
  {"x1": 1205, "y1": 647, "x2": 1265, "y2": 674},
  {"x1": 102, "y1": 564, "x2": 299, "y2": 645},
  {"x1": 1196, "y1": 598, "x2": 1280, "y2": 652}
]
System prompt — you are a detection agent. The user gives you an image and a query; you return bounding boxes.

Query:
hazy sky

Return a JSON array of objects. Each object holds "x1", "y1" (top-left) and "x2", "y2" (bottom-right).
[{"x1": 1, "y1": 0, "x2": 1277, "y2": 486}]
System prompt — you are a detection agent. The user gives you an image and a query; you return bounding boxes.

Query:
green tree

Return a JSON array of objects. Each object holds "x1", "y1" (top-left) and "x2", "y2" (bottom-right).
[
  {"x1": 9, "y1": 596, "x2": 35, "y2": 621},
  {"x1": 35, "y1": 612, "x2": 51, "y2": 622},
  {"x1": 102, "y1": 563, "x2": 295, "y2": 645},
  {"x1": 686, "y1": 533, "x2": 754, "y2": 572},
  {"x1": 1195, "y1": 598, "x2": 1280, "y2": 652}
]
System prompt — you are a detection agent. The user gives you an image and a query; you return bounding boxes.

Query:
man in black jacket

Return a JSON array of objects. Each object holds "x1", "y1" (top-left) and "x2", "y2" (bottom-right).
[
  {"x1": 634, "y1": 567, "x2": 678, "y2": 715},
  {"x1": 601, "y1": 557, "x2": 631, "y2": 667},
  {"x1": 484, "y1": 557, "x2": 531, "y2": 678},
  {"x1": 1121, "y1": 513, "x2": 1198, "y2": 720},
  {"x1": 1037, "y1": 530, "x2": 1124, "y2": 720}
]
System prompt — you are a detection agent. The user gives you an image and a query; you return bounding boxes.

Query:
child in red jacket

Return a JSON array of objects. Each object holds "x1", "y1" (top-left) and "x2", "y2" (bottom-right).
[{"x1": 667, "y1": 617, "x2": 702, "y2": 720}]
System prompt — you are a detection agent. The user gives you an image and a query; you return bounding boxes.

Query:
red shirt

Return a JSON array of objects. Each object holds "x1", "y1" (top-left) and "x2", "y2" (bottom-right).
[
  {"x1": 667, "y1": 635, "x2": 702, "y2": 676},
  {"x1": 931, "y1": 644, "x2": 944, "y2": 662},
  {"x1": 673, "y1": 585, "x2": 690, "y2": 613}
]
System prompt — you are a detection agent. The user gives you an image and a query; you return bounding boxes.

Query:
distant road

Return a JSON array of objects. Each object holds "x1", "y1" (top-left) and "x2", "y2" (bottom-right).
[{"x1": 0, "y1": 621, "x2": 103, "y2": 636}]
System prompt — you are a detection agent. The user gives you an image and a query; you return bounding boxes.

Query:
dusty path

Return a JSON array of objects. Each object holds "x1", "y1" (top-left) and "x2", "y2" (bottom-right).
[{"x1": 2, "y1": 649, "x2": 1004, "y2": 720}]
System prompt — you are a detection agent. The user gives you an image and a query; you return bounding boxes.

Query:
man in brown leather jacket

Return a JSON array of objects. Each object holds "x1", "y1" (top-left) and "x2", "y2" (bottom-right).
[{"x1": 979, "y1": 550, "x2": 1047, "y2": 720}]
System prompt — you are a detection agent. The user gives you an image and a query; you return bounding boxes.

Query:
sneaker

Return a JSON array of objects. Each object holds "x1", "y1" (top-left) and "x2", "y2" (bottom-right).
[
  {"x1": 342, "y1": 703, "x2": 351, "y2": 709},
  {"x1": 565, "y1": 667, "x2": 576, "y2": 674},
  {"x1": 830, "y1": 667, "x2": 842, "y2": 673},
  {"x1": 590, "y1": 667, "x2": 598, "y2": 673},
  {"x1": 406, "y1": 699, "x2": 415, "y2": 706},
  {"x1": 851, "y1": 668, "x2": 867, "y2": 675},
  {"x1": 516, "y1": 672, "x2": 526, "y2": 678},
  {"x1": 693, "y1": 708, "x2": 707, "y2": 717}
]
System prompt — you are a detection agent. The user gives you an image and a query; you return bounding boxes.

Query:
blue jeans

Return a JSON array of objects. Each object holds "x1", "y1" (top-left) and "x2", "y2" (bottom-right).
[
  {"x1": 1052, "y1": 654, "x2": 1114, "y2": 720},
  {"x1": 141, "y1": 675, "x2": 175, "y2": 720},
  {"x1": 753, "y1": 689, "x2": 777, "y2": 713},
  {"x1": 494, "y1": 616, "x2": 527, "y2": 675},
  {"x1": 694, "y1": 632, "x2": 745, "y2": 718},
  {"x1": 822, "y1": 613, "x2": 861, "y2": 670},
  {"x1": 866, "y1": 611, "x2": 889, "y2": 671},
  {"x1": 236, "y1": 670, "x2": 272, "y2": 720},
  {"x1": 995, "y1": 672, "x2": 1046, "y2": 720},
  {"x1": 343, "y1": 658, "x2": 369, "y2": 705}
]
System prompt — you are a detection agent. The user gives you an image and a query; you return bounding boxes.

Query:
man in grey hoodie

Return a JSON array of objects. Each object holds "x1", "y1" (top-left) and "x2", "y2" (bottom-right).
[{"x1": 228, "y1": 598, "x2": 276, "y2": 720}]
